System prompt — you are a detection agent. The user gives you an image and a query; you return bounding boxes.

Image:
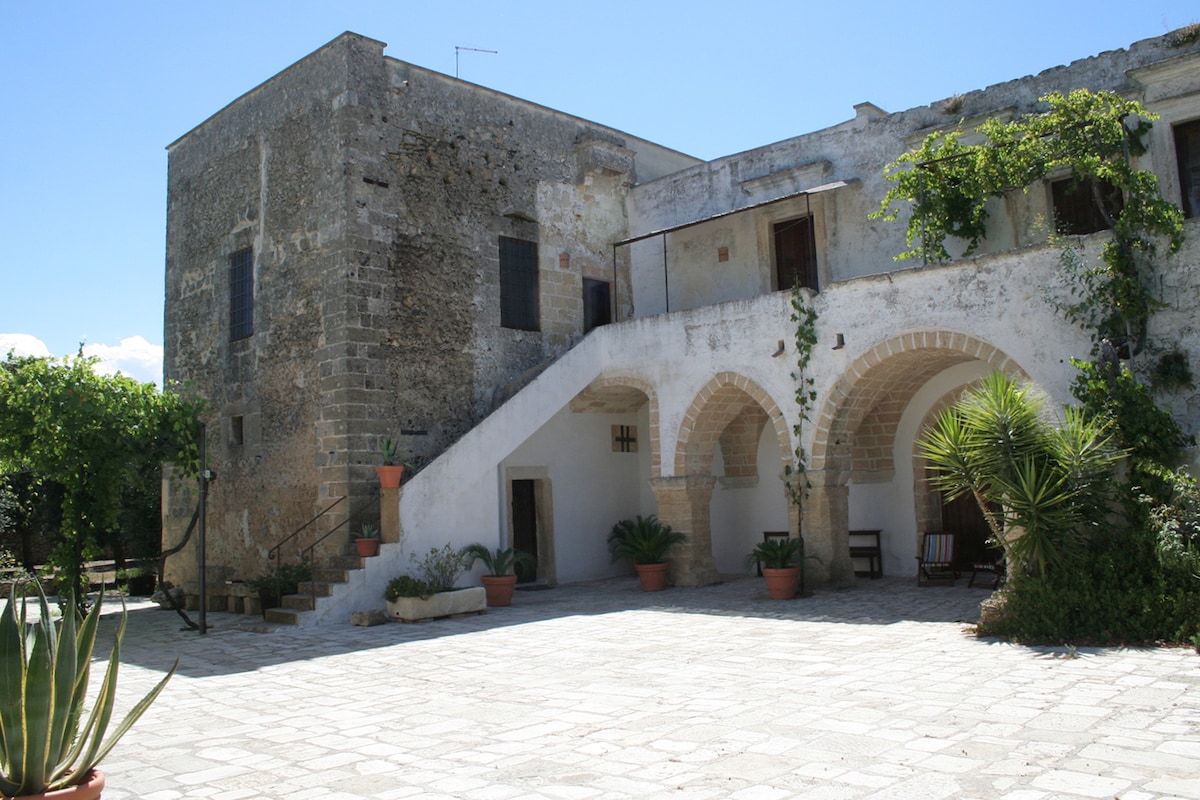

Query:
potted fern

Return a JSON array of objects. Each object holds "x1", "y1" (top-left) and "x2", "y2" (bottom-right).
[
  {"x1": 607, "y1": 515, "x2": 685, "y2": 591},
  {"x1": 459, "y1": 543, "x2": 536, "y2": 606},
  {"x1": 0, "y1": 580, "x2": 176, "y2": 799}
]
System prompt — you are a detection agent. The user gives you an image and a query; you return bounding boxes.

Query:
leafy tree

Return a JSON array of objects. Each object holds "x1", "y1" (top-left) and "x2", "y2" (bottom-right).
[
  {"x1": 920, "y1": 372, "x2": 1121, "y2": 578},
  {"x1": 0, "y1": 353, "x2": 201, "y2": 597}
]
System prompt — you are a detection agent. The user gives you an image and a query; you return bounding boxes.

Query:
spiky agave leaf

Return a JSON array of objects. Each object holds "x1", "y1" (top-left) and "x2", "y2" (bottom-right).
[{"x1": 0, "y1": 581, "x2": 176, "y2": 795}]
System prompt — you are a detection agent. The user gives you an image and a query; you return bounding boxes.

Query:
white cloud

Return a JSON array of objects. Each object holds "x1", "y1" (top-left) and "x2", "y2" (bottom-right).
[
  {"x1": 0, "y1": 333, "x2": 52, "y2": 358},
  {"x1": 1, "y1": 334, "x2": 163, "y2": 387},
  {"x1": 83, "y1": 336, "x2": 163, "y2": 386}
]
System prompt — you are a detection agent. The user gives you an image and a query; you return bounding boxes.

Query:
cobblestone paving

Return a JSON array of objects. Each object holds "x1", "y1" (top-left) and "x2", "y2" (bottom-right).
[{"x1": 90, "y1": 576, "x2": 1199, "y2": 799}]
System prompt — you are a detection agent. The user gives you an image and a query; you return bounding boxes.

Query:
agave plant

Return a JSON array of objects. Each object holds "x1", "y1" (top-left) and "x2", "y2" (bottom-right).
[
  {"x1": 608, "y1": 515, "x2": 686, "y2": 565},
  {"x1": 0, "y1": 582, "x2": 176, "y2": 796},
  {"x1": 459, "y1": 543, "x2": 535, "y2": 577}
]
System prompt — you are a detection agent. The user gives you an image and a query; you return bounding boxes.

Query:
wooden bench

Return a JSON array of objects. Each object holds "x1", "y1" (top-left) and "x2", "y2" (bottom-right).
[{"x1": 848, "y1": 529, "x2": 883, "y2": 579}]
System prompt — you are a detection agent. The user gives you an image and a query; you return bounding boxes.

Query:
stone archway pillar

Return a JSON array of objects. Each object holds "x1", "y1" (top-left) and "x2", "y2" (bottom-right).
[
  {"x1": 649, "y1": 475, "x2": 721, "y2": 586},
  {"x1": 802, "y1": 469, "x2": 855, "y2": 587}
]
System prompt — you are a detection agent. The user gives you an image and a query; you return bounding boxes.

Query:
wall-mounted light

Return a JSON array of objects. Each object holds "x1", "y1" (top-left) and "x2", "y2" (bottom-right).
[
  {"x1": 832, "y1": 333, "x2": 845, "y2": 350},
  {"x1": 771, "y1": 340, "x2": 786, "y2": 357}
]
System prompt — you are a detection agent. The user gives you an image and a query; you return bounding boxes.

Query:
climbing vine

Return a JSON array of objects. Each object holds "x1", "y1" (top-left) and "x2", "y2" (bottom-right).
[
  {"x1": 784, "y1": 284, "x2": 818, "y2": 508},
  {"x1": 873, "y1": 89, "x2": 1184, "y2": 359}
]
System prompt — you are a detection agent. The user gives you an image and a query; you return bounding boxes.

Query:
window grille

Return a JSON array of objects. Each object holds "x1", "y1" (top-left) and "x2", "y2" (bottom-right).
[
  {"x1": 229, "y1": 248, "x2": 254, "y2": 341},
  {"x1": 500, "y1": 237, "x2": 539, "y2": 331}
]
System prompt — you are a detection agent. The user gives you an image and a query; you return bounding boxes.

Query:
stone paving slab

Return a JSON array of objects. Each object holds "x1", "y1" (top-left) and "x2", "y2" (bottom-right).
[{"x1": 80, "y1": 576, "x2": 1199, "y2": 799}]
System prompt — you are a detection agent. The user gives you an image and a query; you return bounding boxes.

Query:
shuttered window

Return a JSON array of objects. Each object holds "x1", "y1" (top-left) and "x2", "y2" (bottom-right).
[
  {"x1": 773, "y1": 217, "x2": 818, "y2": 292},
  {"x1": 1175, "y1": 119, "x2": 1200, "y2": 219},
  {"x1": 500, "y1": 236, "x2": 539, "y2": 331},
  {"x1": 229, "y1": 248, "x2": 254, "y2": 341}
]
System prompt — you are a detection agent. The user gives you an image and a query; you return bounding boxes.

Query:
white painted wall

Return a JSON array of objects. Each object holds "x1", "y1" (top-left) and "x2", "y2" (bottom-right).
[{"x1": 709, "y1": 428, "x2": 792, "y2": 575}]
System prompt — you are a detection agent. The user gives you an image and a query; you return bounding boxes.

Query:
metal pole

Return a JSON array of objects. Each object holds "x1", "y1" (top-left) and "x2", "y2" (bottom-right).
[{"x1": 197, "y1": 422, "x2": 208, "y2": 634}]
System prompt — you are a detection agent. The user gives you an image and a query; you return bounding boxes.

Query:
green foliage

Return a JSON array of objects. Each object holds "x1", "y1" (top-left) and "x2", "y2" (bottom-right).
[
  {"x1": 0, "y1": 580, "x2": 176, "y2": 795},
  {"x1": 245, "y1": 562, "x2": 311, "y2": 596},
  {"x1": 977, "y1": 526, "x2": 1200, "y2": 644},
  {"x1": 459, "y1": 543, "x2": 535, "y2": 576},
  {"x1": 356, "y1": 523, "x2": 379, "y2": 540},
  {"x1": 384, "y1": 574, "x2": 433, "y2": 600},
  {"x1": 783, "y1": 285, "x2": 819, "y2": 506},
  {"x1": 380, "y1": 437, "x2": 403, "y2": 466},
  {"x1": 744, "y1": 536, "x2": 807, "y2": 570},
  {"x1": 607, "y1": 515, "x2": 685, "y2": 565},
  {"x1": 874, "y1": 90, "x2": 1184, "y2": 358},
  {"x1": 1141, "y1": 466, "x2": 1200, "y2": 582},
  {"x1": 1149, "y1": 349, "x2": 1194, "y2": 393},
  {"x1": 920, "y1": 372, "x2": 1121, "y2": 577},
  {"x1": 0, "y1": 354, "x2": 202, "y2": 596},
  {"x1": 409, "y1": 544, "x2": 463, "y2": 592},
  {"x1": 1069, "y1": 358, "x2": 1187, "y2": 488}
]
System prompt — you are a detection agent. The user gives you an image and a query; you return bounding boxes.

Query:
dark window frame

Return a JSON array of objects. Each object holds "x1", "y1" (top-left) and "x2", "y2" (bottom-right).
[
  {"x1": 1051, "y1": 177, "x2": 1123, "y2": 236},
  {"x1": 499, "y1": 236, "x2": 540, "y2": 331},
  {"x1": 583, "y1": 278, "x2": 611, "y2": 333},
  {"x1": 773, "y1": 216, "x2": 818, "y2": 292},
  {"x1": 229, "y1": 248, "x2": 254, "y2": 341},
  {"x1": 1174, "y1": 118, "x2": 1200, "y2": 220}
]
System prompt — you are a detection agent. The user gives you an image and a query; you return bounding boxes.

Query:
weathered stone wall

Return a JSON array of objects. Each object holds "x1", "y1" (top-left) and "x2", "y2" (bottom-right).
[{"x1": 161, "y1": 32, "x2": 699, "y2": 594}]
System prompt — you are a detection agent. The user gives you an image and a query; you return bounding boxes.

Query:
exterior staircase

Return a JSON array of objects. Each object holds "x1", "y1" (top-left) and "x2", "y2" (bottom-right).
[{"x1": 262, "y1": 556, "x2": 364, "y2": 626}]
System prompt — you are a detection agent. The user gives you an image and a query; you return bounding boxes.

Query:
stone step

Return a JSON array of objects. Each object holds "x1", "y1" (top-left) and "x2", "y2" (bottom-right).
[
  {"x1": 282, "y1": 593, "x2": 317, "y2": 611},
  {"x1": 297, "y1": 580, "x2": 338, "y2": 597},
  {"x1": 312, "y1": 567, "x2": 351, "y2": 584},
  {"x1": 326, "y1": 554, "x2": 366, "y2": 570}
]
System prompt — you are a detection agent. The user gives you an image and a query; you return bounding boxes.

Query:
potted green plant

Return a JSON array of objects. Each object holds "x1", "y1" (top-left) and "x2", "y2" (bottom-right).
[
  {"x1": 384, "y1": 544, "x2": 486, "y2": 622},
  {"x1": 745, "y1": 536, "x2": 806, "y2": 599},
  {"x1": 459, "y1": 543, "x2": 536, "y2": 606},
  {"x1": 354, "y1": 523, "x2": 381, "y2": 558},
  {"x1": 608, "y1": 515, "x2": 686, "y2": 592},
  {"x1": 376, "y1": 437, "x2": 406, "y2": 488},
  {"x1": 0, "y1": 580, "x2": 176, "y2": 799},
  {"x1": 246, "y1": 562, "x2": 312, "y2": 619}
]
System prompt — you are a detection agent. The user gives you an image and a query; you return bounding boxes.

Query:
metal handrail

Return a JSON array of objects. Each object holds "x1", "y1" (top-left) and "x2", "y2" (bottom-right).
[{"x1": 267, "y1": 496, "x2": 347, "y2": 563}]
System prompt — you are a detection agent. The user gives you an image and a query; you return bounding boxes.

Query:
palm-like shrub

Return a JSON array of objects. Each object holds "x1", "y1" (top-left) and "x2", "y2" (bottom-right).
[
  {"x1": 0, "y1": 582, "x2": 176, "y2": 795},
  {"x1": 608, "y1": 515, "x2": 685, "y2": 565},
  {"x1": 459, "y1": 544, "x2": 535, "y2": 576},
  {"x1": 745, "y1": 536, "x2": 805, "y2": 570},
  {"x1": 919, "y1": 372, "x2": 1120, "y2": 577}
]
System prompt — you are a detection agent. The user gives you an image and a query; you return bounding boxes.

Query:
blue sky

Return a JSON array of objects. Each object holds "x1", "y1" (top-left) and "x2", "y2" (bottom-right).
[{"x1": 1, "y1": 1, "x2": 1196, "y2": 385}]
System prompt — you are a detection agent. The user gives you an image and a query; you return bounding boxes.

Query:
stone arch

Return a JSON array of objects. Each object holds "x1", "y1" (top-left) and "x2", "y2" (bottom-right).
[
  {"x1": 569, "y1": 373, "x2": 662, "y2": 477},
  {"x1": 673, "y1": 371, "x2": 793, "y2": 480},
  {"x1": 804, "y1": 329, "x2": 1024, "y2": 584},
  {"x1": 652, "y1": 372, "x2": 794, "y2": 586}
]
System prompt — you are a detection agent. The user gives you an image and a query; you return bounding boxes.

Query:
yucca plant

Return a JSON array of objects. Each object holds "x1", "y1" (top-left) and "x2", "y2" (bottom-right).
[{"x1": 0, "y1": 581, "x2": 176, "y2": 796}]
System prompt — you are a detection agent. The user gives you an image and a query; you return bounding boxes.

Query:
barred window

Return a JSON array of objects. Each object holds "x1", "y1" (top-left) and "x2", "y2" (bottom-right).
[
  {"x1": 229, "y1": 248, "x2": 254, "y2": 341},
  {"x1": 500, "y1": 237, "x2": 539, "y2": 331}
]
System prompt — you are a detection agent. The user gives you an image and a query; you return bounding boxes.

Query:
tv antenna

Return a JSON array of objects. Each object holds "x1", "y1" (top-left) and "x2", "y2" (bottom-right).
[{"x1": 455, "y1": 46, "x2": 498, "y2": 79}]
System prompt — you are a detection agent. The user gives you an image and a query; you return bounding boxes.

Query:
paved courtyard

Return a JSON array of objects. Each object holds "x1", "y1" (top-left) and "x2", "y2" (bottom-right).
[{"x1": 90, "y1": 575, "x2": 1199, "y2": 800}]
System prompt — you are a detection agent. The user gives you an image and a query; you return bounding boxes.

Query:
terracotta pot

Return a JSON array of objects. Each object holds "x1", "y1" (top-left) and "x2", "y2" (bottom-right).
[
  {"x1": 634, "y1": 562, "x2": 669, "y2": 592},
  {"x1": 354, "y1": 538, "x2": 380, "y2": 557},
  {"x1": 762, "y1": 567, "x2": 800, "y2": 600},
  {"x1": 375, "y1": 465, "x2": 405, "y2": 488},
  {"x1": 480, "y1": 574, "x2": 518, "y2": 606},
  {"x1": 18, "y1": 770, "x2": 105, "y2": 800}
]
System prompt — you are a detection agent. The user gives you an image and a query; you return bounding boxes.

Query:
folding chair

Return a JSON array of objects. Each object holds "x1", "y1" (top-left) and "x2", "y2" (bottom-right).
[{"x1": 916, "y1": 531, "x2": 957, "y2": 586}]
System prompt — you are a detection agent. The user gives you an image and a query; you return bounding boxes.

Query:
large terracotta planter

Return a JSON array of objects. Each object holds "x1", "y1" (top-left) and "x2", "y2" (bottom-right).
[
  {"x1": 354, "y1": 537, "x2": 380, "y2": 557},
  {"x1": 634, "y1": 562, "x2": 669, "y2": 592},
  {"x1": 375, "y1": 465, "x2": 405, "y2": 488},
  {"x1": 20, "y1": 770, "x2": 105, "y2": 800},
  {"x1": 762, "y1": 567, "x2": 800, "y2": 600},
  {"x1": 480, "y1": 574, "x2": 518, "y2": 606}
]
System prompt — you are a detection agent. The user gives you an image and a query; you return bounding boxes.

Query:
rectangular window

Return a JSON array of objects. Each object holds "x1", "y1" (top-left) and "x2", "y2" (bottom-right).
[
  {"x1": 1175, "y1": 119, "x2": 1200, "y2": 219},
  {"x1": 229, "y1": 248, "x2": 254, "y2": 341},
  {"x1": 773, "y1": 217, "x2": 818, "y2": 292},
  {"x1": 583, "y1": 278, "x2": 611, "y2": 333},
  {"x1": 1051, "y1": 177, "x2": 1123, "y2": 235},
  {"x1": 500, "y1": 236, "x2": 539, "y2": 331}
]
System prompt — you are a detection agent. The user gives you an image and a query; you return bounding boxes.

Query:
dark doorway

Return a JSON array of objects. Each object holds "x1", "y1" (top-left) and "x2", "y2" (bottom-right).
[
  {"x1": 941, "y1": 493, "x2": 999, "y2": 568},
  {"x1": 773, "y1": 216, "x2": 818, "y2": 292},
  {"x1": 583, "y1": 278, "x2": 611, "y2": 333},
  {"x1": 511, "y1": 479, "x2": 538, "y2": 582}
]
